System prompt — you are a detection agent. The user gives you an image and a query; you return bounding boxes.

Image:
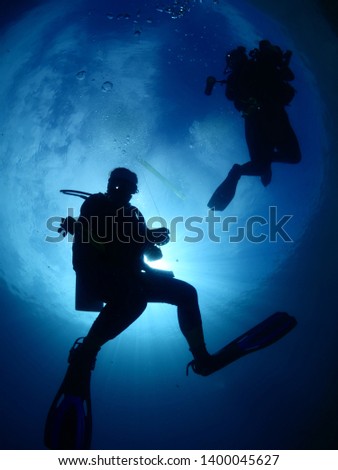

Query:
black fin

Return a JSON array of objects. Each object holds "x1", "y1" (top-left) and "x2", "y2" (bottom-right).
[
  {"x1": 44, "y1": 341, "x2": 93, "y2": 450},
  {"x1": 44, "y1": 388, "x2": 92, "y2": 450},
  {"x1": 208, "y1": 167, "x2": 241, "y2": 211},
  {"x1": 187, "y1": 312, "x2": 297, "y2": 376}
]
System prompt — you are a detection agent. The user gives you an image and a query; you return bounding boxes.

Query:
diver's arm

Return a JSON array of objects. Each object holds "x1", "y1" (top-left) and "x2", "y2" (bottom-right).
[
  {"x1": 58, "y1": 216, "x2": 77, "y2": 236},
  {"x1": 131, "y1": 208, "x2": 169, "y2": 260},
  {"x1": 146, "y1": 227, "x2": 170, "y2": 246},
  {"x1": 131, "y1": 206, "x2": 170, "y2": 246}
]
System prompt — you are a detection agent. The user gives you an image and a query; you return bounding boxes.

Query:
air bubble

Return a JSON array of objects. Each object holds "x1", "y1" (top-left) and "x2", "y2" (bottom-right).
[
  {"x1": 101, "y1": 81, "x2": 113, "y2": 92},
  {"x1": 76, "y1": 70, "x2": 86, "y2": 80}
]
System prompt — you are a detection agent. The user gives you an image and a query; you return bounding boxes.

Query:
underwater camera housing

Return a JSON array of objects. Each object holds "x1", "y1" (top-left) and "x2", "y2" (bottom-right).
[{"x1": 204, "y1": 76, "x2": 217, "y2": 95}]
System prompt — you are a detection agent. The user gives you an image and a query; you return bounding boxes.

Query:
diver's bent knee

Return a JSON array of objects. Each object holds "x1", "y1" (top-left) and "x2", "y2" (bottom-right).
[
  {"x1": 294, "y1": 152, "x2": 302, "y2": 164},
  {"x1": 182, "y1": 282, "x2": 198, "y2": 302}
]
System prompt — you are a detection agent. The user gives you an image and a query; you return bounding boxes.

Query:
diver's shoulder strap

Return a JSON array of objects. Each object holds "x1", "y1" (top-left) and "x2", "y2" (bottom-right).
[{"x1": 60, "y1": 189, "x2": 92, "y2": 199}]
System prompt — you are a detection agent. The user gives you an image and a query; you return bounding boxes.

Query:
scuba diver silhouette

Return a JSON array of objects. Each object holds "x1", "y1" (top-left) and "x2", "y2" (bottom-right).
[
  {"x1": 206, "y1": 40, "x2": 302, "y2": 211},
  {"x1": 45, "y1": 167, "x2": 213, "y2": 449},
  {"x1": 44, "y1": 167, "x2": 297, "y2": 449},
  {"x1": 66, "y1": 168, "x2": 212, "y2": 372}
]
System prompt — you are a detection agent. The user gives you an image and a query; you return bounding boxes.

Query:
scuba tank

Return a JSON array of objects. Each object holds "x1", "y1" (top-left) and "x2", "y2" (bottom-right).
[
  {"x1": 60, "y1": 189, "x2": 104, "y2": 312},
  {"x1": 60, "y1": 189, "x2": 163, "y2": 312}
]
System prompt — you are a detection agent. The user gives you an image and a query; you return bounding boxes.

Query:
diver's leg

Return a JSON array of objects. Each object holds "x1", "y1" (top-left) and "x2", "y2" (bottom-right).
[
  {"x1": 141, "y1": 273, "x2": 211, "y2": 367},
  {"x1": 242, "y1": 115, "x2": 273, "y2": 186},
  {"x1": 64, "y1": 297, "x2": 147, "y2": 394},
  {"x1": 239, "y1": 161, "x2": 272, "y2": 187},
  {"x1": 271, "y1": 109, "x2": 301, "y2": 164},
  {"x1": 85, "y1": 298, "x2": 146, "y2": 348},
  {"x1": 239, "y1": 160, "x2": 270, "y2": 176},
  {"x1": 78, "y1": 270, "x2": 147, "y2": 354},
  {"x1": 208, "y1": 107, "x2": 274, "y2": 208},
  {"x1": 79, "y1": 294, "x2": 147, "y2": 361},
  {"x1": 244, "y1": 113, "x2": 270, "y2": 164}
]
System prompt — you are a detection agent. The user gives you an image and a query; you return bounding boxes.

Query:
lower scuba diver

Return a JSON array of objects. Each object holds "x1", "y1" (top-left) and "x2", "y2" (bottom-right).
[
  {"x1": 44, "y1": 167, "x2": 297, "y2": 449},
  {"x1": 206, "y1": 40, "x2": 302, "y2": 211},
  {"x1": 45, "y1": 167, "x2": 215, "y2": 450},
  {"x1": 68, "y1": 167, "x2": 214, "y2": 375}
]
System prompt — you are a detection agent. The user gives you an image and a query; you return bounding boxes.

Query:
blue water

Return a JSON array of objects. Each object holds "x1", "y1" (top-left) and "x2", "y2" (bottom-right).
[{"x1": 0, "y1": 0, "x2": 337, "y2": 450}]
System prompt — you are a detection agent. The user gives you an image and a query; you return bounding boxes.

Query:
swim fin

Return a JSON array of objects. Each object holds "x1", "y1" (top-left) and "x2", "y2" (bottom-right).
[
  {"x1": 207, "y1": 164, "x2": 241, "y2": 211},
  {"x1": 187, "y1": 312, "x2": 297, "y2": 376},
  {"x1": 44, "y1": 387, "x2": 92, "y2": 450},
  {"x1": 44, "y1": 339, "x2": 93, "y2": 450}
]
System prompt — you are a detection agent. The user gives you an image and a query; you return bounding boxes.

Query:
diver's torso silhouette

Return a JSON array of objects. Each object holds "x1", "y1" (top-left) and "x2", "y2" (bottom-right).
[{"x1": 73, "y1": 192, "x2": 147, "y2": 303}]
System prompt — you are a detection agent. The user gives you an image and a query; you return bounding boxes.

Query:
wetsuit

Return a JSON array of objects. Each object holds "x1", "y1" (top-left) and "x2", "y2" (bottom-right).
[{"x1": 73, "y1": 193, "x2": 205, "y2": 354}]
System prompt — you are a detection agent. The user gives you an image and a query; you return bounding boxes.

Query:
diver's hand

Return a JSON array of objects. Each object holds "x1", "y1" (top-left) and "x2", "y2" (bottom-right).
[
  {"x1": 58, "y1": 216, "x2": 77, "y2": 237},
  {"x1": 148, "y1": 227, "x2": 170, "y2": 246},
  {"x1": 144, "y1": 244, "x2": 163, "y2": 261}
]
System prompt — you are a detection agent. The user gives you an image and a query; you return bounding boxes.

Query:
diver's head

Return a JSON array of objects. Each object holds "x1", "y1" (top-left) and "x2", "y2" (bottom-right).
[
  {"x1": 107, "y1": 167, "x2": 138, "y2": 204},
  {"x1": 225, "y1": 46, "x2": 247, "y2": 72},
  {"x1": 259, "y1": 39, "x2": 271, "y2": 49}
]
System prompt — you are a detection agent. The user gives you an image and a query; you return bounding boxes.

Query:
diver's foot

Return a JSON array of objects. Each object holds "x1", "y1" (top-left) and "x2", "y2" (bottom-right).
[
  {"x1": 186, "y1": 354, "x2": 220, "y2": 377},
  {"x1": 229, "y1": 163, "x2": 242, "y2": 179},
  {"x1": 63, "y1": 363, "x2": 92, "y2": 396},
  {"x1": 260, "y1": 166, "x2": 272, "y2": 187},
  {"x1": 62, "y1": 338, "x2": 99, "y2": 396},
  {"x1": 68, "y1": 337, "x2": 99, "y2": 371}
]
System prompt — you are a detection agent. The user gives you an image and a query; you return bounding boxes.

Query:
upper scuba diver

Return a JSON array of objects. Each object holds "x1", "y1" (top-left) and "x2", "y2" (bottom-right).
[
  {"x1": 45, "y1": 167, "x2": 297, "y2": 449},
  {"x1": 206, "y1": 40, "x2": 302, "y2": 211}
]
